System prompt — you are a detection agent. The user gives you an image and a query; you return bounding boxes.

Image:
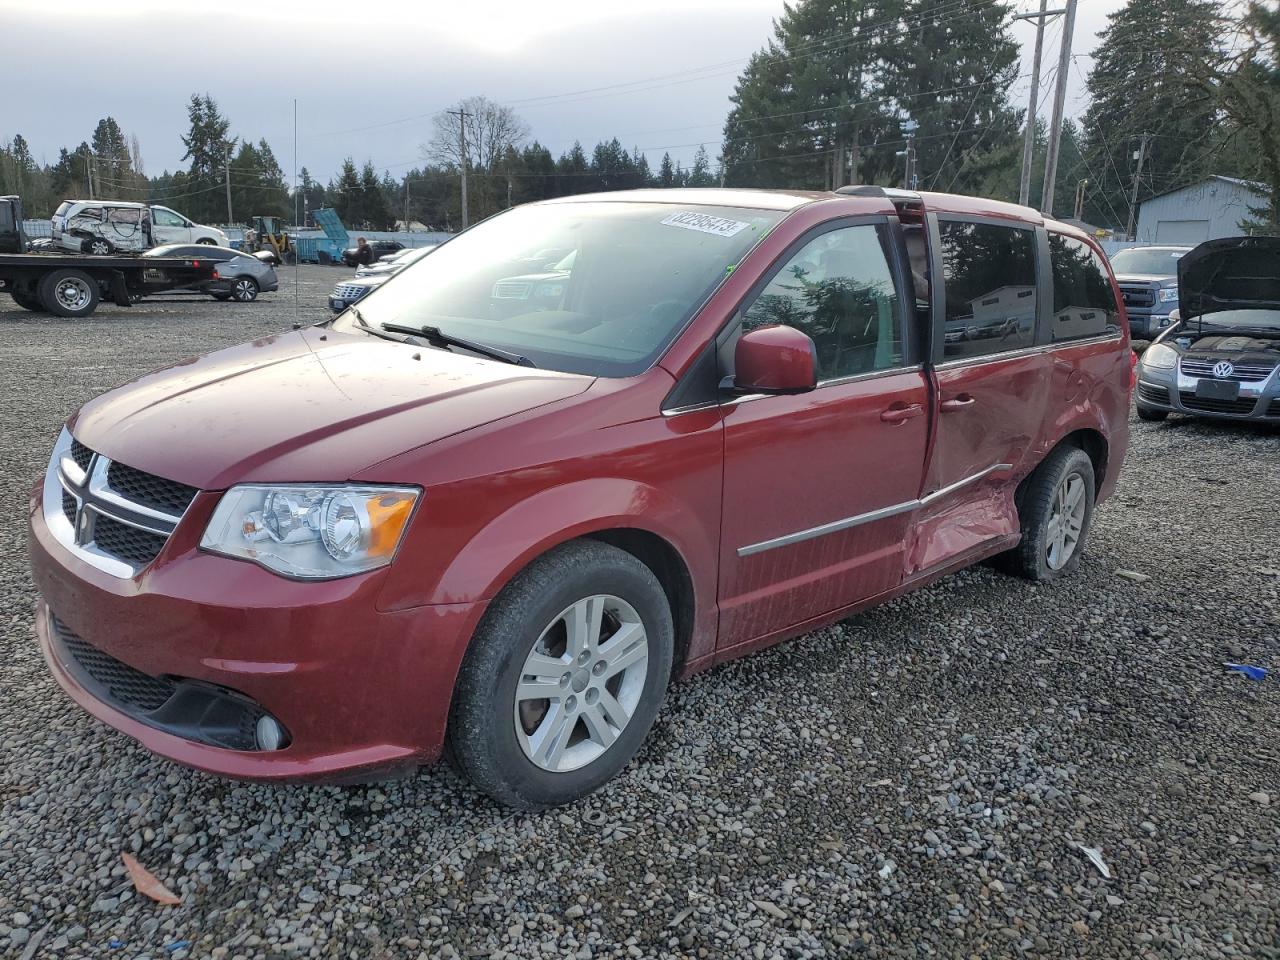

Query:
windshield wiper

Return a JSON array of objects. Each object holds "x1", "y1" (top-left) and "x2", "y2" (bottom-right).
[
  {"x1": 381, "y1": 323, "x2": 535, "y2": 367},
  {"x1": 346, "y1": 306, "x2": 412, "y2": 344}
]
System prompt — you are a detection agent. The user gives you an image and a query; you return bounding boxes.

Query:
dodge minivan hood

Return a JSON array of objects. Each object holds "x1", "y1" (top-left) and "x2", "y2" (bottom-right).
[
  {"x1": 1179, "y1": 236, "x2": 1280, "y2": 319},
  {"x1": 69, "y1": 328, "x2": 593, "y2": 489}
]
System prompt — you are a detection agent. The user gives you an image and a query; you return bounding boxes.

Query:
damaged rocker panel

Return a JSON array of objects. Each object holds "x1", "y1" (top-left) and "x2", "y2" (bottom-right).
[{"x1": 736, "y1": 463, "x2": 1014, "y2": 558}]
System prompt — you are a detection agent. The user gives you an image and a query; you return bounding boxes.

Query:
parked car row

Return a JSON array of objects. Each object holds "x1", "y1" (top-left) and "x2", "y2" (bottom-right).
[{"x1": 329, "y1": 245, "x2": 436, "y2": 312}]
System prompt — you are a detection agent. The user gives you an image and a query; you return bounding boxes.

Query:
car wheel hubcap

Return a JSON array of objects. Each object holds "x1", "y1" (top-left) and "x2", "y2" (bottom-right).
[
  {"x1": 514, "y1": 594, "x2": 648, "y2": 773},
  {"x1": 56, "y1": 279, "x2": 91, "y2": 311},
  {"x1": 235, "y1": 281, "x2": 253, "y2": 300},
  {"x1": 1046, "y1": 471, "x2": 1086, "y2": 570}
]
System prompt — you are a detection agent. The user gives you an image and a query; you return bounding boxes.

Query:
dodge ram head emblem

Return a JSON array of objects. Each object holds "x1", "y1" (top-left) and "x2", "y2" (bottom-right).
[{"x1": 1213, "y1": 361, "x2": 1234, "y2": 379}]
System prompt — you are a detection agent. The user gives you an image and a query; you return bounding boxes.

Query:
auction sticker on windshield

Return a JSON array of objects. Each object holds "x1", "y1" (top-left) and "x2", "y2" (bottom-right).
[{"x1": 660, "y1": 211, "x2": 751, "y2": 238}]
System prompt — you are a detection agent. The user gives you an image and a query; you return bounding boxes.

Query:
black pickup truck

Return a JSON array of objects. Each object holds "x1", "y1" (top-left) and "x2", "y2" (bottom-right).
[{"x1": 0, "y1": 196, "x2": 215, "y2": 318}]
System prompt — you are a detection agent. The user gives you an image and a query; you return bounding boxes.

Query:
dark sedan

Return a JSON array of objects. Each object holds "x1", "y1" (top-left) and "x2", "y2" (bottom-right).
[{"x1": 341, "y1": 239, "x2": 404, "y2": 267}]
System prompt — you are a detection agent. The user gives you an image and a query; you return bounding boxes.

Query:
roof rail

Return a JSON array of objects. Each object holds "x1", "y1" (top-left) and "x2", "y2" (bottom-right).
[{"x1": 835, "y1": 185, "x2": 924, "y2": 202}]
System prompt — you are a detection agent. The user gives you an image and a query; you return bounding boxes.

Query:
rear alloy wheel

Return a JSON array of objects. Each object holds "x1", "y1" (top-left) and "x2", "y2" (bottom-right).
[
  {"x1": 196, "y1": 237, "x2": 217, "y2": 245},
  {"x1": 448, "y1": 540, "x2": 674, "y2": 809},
  {"x1": 999, "y1": 445, "x2": 1096, "y2": 581},
  {"x1": 38, "y1": 269, "x2": 100, "y2": 318},
  {"x1": 231, "y1": 277, "x2": 259, "y2": 302},
  {"x1": 85, "y1": 238, "x2": 112, "y2": 256}
]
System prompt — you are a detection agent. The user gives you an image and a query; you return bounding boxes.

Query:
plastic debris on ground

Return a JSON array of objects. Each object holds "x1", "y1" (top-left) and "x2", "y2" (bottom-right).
[
  {"x1": 1115, "y1": 569, "x2": 1151, "y2": 583},
  {"x1": 1071, "y1": 842, "x2": 1113, "y2": 879},
  {"x1": 120, "y1": 852, "x2": 182, "y2": 905},
  {"x1": 1225, "y1": 662, "x2": 1268, "y2": 681},
  {"x1": 165, "y1": 940, "x2": 192, "y2": 953}
]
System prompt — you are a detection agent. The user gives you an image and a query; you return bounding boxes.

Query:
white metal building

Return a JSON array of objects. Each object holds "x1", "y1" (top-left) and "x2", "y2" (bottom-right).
[{"x1": 1134, "y1": 176, "x2": 1269, "y2": 245}]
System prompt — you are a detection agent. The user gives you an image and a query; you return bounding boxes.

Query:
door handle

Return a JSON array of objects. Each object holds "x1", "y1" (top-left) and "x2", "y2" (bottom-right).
[
  {"x1": 941, "y1": 395, "x2": 975, "y2": 412},
  {"x1": 880, "y1": 402, "x2": 925, "y2": 423}
]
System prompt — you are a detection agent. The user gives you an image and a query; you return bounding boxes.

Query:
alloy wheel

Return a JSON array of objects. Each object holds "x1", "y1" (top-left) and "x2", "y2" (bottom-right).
[
  {"x1": 233, "y1": 279, "x2": 257, "y2": 302},
  {"x1": 1045, "y1": 471, "x2": 1086, "y2": 570},
  {"x1": 513, "y1": 594, "x2": 649, "y2": 773}
]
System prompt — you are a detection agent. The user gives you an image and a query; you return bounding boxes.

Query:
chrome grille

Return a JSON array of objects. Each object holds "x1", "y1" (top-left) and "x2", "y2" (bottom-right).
[
  {"x1": 43, "y1": 430, "x2": 197, "y2": 578},
  {"x1": 1179, "y1": 358, "x2": 1277, "y2": 382},
  {"x1": 493, "y1": 280, "x2": 532, "y2": 299},
  {"x1": 331, "y1": 283, "x2": 366, "y2": 300},
  {"x1": 1118, "y1": 285, "x2": 1156, "y2": 309}
]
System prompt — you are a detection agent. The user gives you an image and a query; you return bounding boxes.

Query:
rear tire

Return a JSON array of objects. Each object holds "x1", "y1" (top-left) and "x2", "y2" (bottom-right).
[
  {"x1": 84, "y1": 238, "x2": 112, "y2": 256},
  {"x1": 447, "y1": 540, "x2": 674, "y2": 810},
  {"x1": 230, "y1": 277, "x2": 259, "y2": 302},
  {"x1": 1136, "y1": 405, "x2": 1168, "y2": 422},
  {"x1": 10, "y1": 290, "x2": 44, "y2": 312},
  {"x1": 38, "y1": 269, "x2": 100, "y2": 318},
  {"x1": 1001, "y1": 446, "x2": 1096, "y2": 582},
  {"x1": 196, "y1": 237, "x2": 217, "y2": 245}
]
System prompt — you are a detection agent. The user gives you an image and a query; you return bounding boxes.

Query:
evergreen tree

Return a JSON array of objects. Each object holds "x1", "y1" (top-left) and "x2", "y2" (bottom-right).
[
  {"x1": 180, "y1": 94, "x2": 234, "y2": 222},
  {"x1": 659, "y1": 152, "x2": 676, "y2": 188},
  {"x1": 331, "y1": 158, "x2": 361, "y2": 224},
  {"x1": 556, "y1": 142, "x2": 590, "y2": 196},
  {"x1": 359, "y1": 161, "x2": 393, "y2": 229},
  {"x1": 1080, "y1": 0, "x2": 1226, "y2": 227},
  {"x1": 888, "y1": 0, "x2": 1021, "y2": 194},
  {"x1": 688, "y1": 145, "x2": 715, "y2": 186}
]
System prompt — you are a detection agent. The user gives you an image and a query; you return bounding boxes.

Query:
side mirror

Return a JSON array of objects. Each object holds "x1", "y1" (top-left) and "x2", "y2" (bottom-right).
[{"x1": 733, "y1": 325, "x2": 817, "y2": 394}]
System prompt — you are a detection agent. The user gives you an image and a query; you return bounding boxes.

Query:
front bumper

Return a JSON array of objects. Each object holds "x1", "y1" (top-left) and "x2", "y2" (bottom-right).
[
  {"x1": 1136, "y1": 368, "x2": 1280, "y2": 421},
  {"x1": 1126, "y1": 312, "x2": 1173, "y2": 340},
  {"x1": 28, "y1": 486, "x2": 483, "y2": 782}
]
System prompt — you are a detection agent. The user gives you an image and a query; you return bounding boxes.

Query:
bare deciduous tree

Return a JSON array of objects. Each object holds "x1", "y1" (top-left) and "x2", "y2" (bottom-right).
[{"x1": 424, "y1": 96, "x2": 529, "y2": 221}]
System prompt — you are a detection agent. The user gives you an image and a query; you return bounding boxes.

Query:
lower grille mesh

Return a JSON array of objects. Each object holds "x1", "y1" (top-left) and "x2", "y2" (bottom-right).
[{"x1": 52, "y1": 617, "x2": 176, "y2": 712}]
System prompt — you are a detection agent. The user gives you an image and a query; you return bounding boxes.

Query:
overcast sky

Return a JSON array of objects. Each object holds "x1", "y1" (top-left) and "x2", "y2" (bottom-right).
[{"x1": 3, "y1": 0, "x2": 1124, "y2": 185}]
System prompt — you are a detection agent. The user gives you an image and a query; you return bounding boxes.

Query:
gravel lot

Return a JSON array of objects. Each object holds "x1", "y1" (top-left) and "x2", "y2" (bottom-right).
[{"x1": 1, "y1": 265, "x2": 1277, "y2": 960}]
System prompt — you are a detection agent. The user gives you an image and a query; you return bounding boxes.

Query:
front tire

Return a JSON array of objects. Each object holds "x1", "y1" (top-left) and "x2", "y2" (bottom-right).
[
  {"x1": 196, "y1": 237, "x2": 217, "y2": 245},
  {"x1": 1136, "y1": 404, "x2": 1168, "y2": 422},
  {"x1": 1002, "y1": 446, "x2": 1096, "y2": 582},
  {"x1": 38, "y1": 269, "x2": 100, "y2": 318},
  {"x1": 448, "y1": 540, "x2": 674, "y2": 810}
]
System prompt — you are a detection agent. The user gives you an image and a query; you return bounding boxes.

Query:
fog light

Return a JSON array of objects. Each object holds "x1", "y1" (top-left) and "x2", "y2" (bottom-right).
[{"x1": 255, "y1": 715, "x2": 285, "y2": 751}]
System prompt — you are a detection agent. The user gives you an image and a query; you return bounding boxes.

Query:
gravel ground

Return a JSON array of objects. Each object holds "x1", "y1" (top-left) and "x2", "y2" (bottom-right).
[{"x1": 1, "y1": 265, "x2": 1277, "y2": 960}]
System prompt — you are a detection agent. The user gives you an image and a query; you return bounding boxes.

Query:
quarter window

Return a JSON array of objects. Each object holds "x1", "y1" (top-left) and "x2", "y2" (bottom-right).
[
  {"x1": 1048, "y1": 234, "x2": 1121, "y2": 341},
  {"x1": 742, "y1": 224, "x2": 903, "y2": 380},
  {"x1": 938, "y1": 221, "x2": 1037, "y2": 359}
]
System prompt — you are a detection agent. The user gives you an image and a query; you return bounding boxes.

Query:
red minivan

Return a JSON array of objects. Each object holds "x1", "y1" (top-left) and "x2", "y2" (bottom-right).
[{"x1": 29, "y1": 188, "x2": 1130, "y2": 808}]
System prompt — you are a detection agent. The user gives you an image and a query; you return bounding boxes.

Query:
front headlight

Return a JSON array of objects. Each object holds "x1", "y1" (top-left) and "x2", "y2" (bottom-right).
[
  {"x1": 1158, "y1": 287, "x2": 1179, "y2": 303},
  {"x1": 200, "y1": 485, "x2": 419, "y2": 579},
  {"x1": 1140, "y1": 343, "x2": 1179, "y2": 370}
]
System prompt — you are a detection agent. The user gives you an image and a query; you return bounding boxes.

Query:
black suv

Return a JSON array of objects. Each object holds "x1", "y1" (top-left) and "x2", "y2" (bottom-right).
[{"x1": 341, "y1": 239, "x2": 404, "y2": 267}]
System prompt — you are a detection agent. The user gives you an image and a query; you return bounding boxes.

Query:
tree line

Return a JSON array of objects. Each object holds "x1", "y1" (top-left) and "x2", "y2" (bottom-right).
[{"x1": 0, "y1": 0, "x2": 1275, "y2": 234}]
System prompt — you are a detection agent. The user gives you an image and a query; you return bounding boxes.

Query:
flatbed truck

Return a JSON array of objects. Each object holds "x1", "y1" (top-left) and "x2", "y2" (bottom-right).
[{"x1": 0, "y1": 196, "x2": 215, "y2": 318}]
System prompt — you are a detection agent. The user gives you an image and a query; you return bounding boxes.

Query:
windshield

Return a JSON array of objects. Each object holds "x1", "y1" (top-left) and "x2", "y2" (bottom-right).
[
  {"x1": 1194, "y1": 309, "x2": 1280, "y2": 336},
  {"x1": 332, "y1": 201, "x2": 783, "y2": 376},
  {"x1": 1110, "y1": 248, "x2": 1187, "y2": 276}
]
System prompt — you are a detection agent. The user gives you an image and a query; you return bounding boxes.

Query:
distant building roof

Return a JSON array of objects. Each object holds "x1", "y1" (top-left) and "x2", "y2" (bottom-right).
[{"x1": 1141, "y1": 175, "x2": 1269, "y2": 206}]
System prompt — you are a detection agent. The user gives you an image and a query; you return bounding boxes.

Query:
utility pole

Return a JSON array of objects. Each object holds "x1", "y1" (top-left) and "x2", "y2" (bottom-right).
[
  {"x1": 897, "y1": 119, "x2": 919, "y2": 190},
  {"x1": 224, "y1": 147, "x2": 234, "y2": 224},
  {"x1": 1126, "y1": 133, "x2": 1149, "y2": 241},
  {"x1": 86, "y1": 157, "x2": 95, "y2": 200},
  {"x1": 1014, "y1": 0, "x2": 1064, "y2": 207},
  {"x1": 1073, "y1": 178, "x2": 1088, "y2": 221},
  {"x1": 1040, "y1": 0, "x2": 1078, "y2": 216},
  {"x1": 448, "y1": 108, "x2": 470, "y2": 229},
  {"x1": 404, "y1": 179, "x2": 411, "y2": 231}
]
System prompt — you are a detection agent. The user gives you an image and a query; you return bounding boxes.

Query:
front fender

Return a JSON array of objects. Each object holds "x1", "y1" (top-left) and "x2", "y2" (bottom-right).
[{"x1": 379, "y1": 476, "x2": 721, "y2": 665}]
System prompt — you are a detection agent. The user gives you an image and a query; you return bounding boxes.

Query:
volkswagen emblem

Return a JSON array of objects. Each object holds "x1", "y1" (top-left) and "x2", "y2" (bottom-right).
[{"x1": 1212, "y1": 360, "x2": 1234, "y2": 379}]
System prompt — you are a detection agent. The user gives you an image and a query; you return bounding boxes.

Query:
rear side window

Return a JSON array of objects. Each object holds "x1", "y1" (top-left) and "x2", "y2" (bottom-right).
[
  {"x1": 1048, "y1": 234, "x2": 1121, "y2": 341},
  {"x1": 938, "y1": 220, "x2": 1037, "y2": 359},
  {"x1": 742, "y1": 223, "x2": 904, "y2": 380}
]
